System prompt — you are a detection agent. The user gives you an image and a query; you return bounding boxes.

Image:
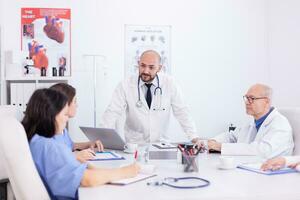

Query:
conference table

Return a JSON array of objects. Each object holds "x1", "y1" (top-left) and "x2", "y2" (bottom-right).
[{"x1": 79, "y1": 152, "x2": 300, "y2": 200}]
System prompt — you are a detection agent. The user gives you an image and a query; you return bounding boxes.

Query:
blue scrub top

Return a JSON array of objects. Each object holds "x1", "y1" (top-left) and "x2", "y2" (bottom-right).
[
  {"x1": 30, "y1": 134, "x2": 87, "y2": 200},
  {"x1": 61, "y1": 128, "x2": 74, "y2": 150}
]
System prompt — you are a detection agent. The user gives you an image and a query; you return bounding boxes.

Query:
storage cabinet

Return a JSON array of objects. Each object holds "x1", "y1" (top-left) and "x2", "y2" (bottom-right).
[{"x1": 6, "y1": 77, "x2": 70, "y2": 114}]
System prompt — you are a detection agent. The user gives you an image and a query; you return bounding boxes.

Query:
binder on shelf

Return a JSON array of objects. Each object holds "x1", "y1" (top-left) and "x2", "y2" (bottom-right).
[
  {"x1": 10, "y1": 83, "x2": 17, "y2": 107},
  {"x1": 16, "y1": 83, "x2": 24, "y2": 110},
  {"x1": 23, "y1": 83, "x2": 35, "y2": 111}
]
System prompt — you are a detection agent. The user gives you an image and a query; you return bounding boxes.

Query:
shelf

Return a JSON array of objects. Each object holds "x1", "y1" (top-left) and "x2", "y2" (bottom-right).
[{"x1": 5, "y1": 76, "x2": 71, "y2": 81}]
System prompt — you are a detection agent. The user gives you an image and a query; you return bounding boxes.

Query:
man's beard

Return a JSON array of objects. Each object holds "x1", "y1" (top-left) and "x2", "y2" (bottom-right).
[{"x1": 140, "y1": 73, "x2": 155, "y2": 82}]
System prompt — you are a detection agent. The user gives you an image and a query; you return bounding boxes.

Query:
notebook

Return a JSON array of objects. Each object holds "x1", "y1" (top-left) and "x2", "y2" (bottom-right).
[
  {"x1": 109, "y1": 173, "x2": 157, "y2": 185},
  {"x1": 89, "y1": 151, "x2": 125, "y2": 161},
  {"x1": 237, "y1": 162, "x2": 298, "y2": 175},
  {"x1": 109, "y1": 164, "x2": 157, "y2": 185}
]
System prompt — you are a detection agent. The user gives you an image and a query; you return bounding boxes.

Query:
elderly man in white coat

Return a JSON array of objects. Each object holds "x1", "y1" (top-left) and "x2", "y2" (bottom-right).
[
  {"x1": 100, "y1": 50, "x2": 201, "y2": 145},
  {"x1": 208, "y1": 84, "x2": 294, "y2": 159}
]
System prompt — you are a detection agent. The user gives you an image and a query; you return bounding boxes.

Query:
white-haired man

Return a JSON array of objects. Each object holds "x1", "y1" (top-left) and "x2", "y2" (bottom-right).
[{"x1": 208, "y1": 84, "x2": 294, "y2": 158}]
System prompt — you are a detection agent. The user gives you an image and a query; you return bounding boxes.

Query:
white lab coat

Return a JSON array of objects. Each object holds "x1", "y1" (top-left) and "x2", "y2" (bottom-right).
[
  {"x1": 100, "y1": 73, "x2": 198, "y2": 144},
  {"x1": 284, "y1": 156, "x2": 300, "y2": 166},
  {"x1": 213, "y1": 108, "x2": 294, "y2": 159}
]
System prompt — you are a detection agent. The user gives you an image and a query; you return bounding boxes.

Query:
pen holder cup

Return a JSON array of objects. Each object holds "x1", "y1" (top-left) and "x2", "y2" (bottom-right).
[
  {"x1": 178, "y1": 144, "x2": 195, "y2": 164},
  {"x1": 182, "y1": 154, "x2": 199, "y2": 173}
]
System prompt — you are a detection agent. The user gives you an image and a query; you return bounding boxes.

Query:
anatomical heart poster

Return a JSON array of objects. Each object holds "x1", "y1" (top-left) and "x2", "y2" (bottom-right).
[{"x1": 21, "y1": 8, "x2": 71, "y2": 76}]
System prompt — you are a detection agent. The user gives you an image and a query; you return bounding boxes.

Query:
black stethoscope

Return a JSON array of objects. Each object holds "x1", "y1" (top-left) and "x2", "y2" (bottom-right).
[
  {"x1": 136, "y1": 75, "x2": 165, "y2": 111},
  {"x1": 147, "y1": 177, "x2": 210, "y2": 189}
]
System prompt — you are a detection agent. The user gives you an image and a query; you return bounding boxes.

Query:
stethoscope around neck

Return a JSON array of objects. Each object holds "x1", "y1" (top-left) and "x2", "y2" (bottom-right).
[{"x1": 136, "y1": 75, "x2": 165, "y2": 111}]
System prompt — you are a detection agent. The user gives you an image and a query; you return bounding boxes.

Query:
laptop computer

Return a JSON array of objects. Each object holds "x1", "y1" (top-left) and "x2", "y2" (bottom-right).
[{"x1": 79, "y1": 127, "x2": 125, "y2": 151}]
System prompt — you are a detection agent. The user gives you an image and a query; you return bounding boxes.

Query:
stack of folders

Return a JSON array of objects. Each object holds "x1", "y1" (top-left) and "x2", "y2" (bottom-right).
[
  {"x1": 149, "y1": 143, "x2": 178, "y2": 160},
  {"x1": 237, "y1": 162, "x2": 298, "y2": 175}
]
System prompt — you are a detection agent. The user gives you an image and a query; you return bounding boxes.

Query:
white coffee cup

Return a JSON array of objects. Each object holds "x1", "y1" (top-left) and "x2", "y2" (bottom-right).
[
  {"x1": 219, "y1": 156, "x2": 236, "y2": 169},
  {"x1": 124, "y1": 143, "x2": 138, "y2": 153}
]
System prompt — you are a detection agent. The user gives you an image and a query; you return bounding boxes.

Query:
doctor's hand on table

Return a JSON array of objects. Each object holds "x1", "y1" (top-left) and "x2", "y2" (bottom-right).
[
  {"x1": 261, "y1": 157, "x2": 300, "y2": 171},
  {"x1": 192, "y1": 138, "x2": 209, "y2": 149},
  {"x1": 207, "y1": 140, "x2": 222, "y2": 152},
  {"x1": 192, "y1": 138, "x2": 203, "y2": 148},
  {"x1": 192, "y1": 138, "x2": 222, "y2": 152}
]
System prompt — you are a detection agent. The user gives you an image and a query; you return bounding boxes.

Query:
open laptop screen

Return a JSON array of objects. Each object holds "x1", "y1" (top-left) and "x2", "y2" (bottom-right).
[{"x1": 79, "y1": 127, "x2": 125, "y2": 151}]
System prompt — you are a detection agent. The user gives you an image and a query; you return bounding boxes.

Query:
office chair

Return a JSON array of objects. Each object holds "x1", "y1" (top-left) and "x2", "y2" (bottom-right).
[
  {"x1": 0, "y1": 105, "x2": 20, "y2": 200},
  {"x1": 0, "y1": 116, "x2": 50, "y2": 200},
  {"x1": 279, "y1": 107, "x2": 300, "y2": 155}
]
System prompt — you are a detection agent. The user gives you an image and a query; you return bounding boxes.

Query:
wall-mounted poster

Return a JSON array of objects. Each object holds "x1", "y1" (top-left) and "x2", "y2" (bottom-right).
[
  {"x1": 124, "y1": 25, "x2": 171, "y2": 78},
  {"x1": 21, "y1": 8, "x2": 71, "y2": 76}
]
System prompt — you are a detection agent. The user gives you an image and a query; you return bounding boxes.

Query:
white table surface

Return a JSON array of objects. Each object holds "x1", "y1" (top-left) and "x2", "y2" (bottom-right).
[{"x1": 79, "y1": 152, "x2": 300, "y2": 200}]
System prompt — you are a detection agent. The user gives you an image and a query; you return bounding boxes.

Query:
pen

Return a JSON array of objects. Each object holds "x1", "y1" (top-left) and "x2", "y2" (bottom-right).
[
  {"x1": 194, "y1": 148, "x2": 202, "y2": 155},
  {"x1": 134, "y1": 150, "x2": 138, "y2": 160},
  {"x1": 89, "y1": 148, "x2": 96, "y2": 156},
  {"x1": 189, "y1": 149, "x2": 194, "y2": 156},
  {"x1": 178, "y1": 145, "x2": 190, "y2": 157},
  {"x1": 90, "y1": 151, "x2": 96, "y2": 156},
  {"x1": 177, "y1": 145, "x2": 185, "y2": 153},
  {"x1": 195, "y1": 146, "x2": 207, "y2": 155}
]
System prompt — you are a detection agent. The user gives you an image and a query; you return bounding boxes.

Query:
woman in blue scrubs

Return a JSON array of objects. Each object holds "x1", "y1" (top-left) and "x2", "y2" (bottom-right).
[
  {"x1": 22, "y1": 89, "x2": 140, "y2": 200},
  {"x1": 50, "y1": 83, "x2": 103, "y2": 162}
]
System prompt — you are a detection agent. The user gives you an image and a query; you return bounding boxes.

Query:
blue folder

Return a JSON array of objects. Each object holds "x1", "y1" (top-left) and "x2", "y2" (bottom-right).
[{"x1": 237, "y1": 163, "x2": 298, "y2": 175}]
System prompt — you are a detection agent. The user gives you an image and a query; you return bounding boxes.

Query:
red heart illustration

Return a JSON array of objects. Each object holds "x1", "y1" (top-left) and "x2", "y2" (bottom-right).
[
  {"x1": 32, "y1": 50, "x2": 49, "y2": 69},
  {"x1": 43, "y1": 16, "x2": 65, "y2": 43},
  {"x1": 28, "y1": 41, "x2": 49, "y2": 69}
]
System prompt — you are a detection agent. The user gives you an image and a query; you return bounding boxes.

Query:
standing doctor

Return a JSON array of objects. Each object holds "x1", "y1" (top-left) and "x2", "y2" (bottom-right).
[{"x1": 100, "y1": 50, "x2": 200, "y2": 145}]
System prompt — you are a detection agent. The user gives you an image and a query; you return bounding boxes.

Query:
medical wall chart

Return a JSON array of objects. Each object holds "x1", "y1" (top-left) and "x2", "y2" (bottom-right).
[
  {"x1": 124, "y1": 25, "x2": 171, "y2": 78},
  {"x1": 21, "y1": 8, "x2": 71, "y2": 76}
]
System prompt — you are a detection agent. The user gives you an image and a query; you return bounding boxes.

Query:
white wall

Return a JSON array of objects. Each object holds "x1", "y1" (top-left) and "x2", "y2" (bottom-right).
[
  {"x1": 267, "y1": 0, "x2": 300, "y2": 107},
  {"x1": 87, "y1": 0, "x2": 270, "y2": 141},
  {"x1": 0, "y1": 0, "x2": 282, "y2": 142}
]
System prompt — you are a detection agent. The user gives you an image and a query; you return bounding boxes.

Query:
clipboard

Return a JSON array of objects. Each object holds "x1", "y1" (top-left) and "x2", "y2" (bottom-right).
[
  {"x1": 237, "y1": 162, "x2": 298, "y2": 175},
  {"x1": 89, "y1": 151, "x2": 125, "y2": 161}
]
